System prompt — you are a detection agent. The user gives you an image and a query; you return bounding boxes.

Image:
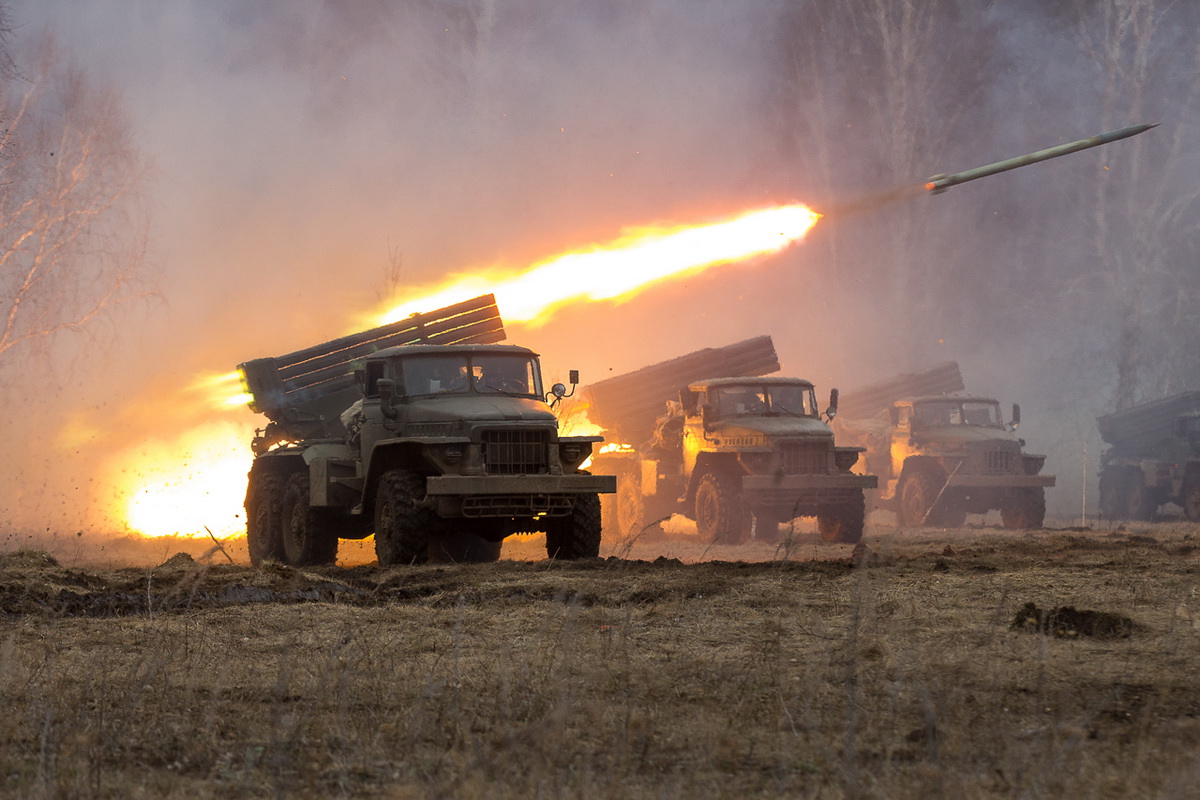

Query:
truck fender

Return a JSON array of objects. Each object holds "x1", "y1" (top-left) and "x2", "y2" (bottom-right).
[
  {"x1": 684, "y1": 453, "x2": 743, "y2": 506},
  {"x1": 896, "y1": 457, "x2": 945, "y2": 487},
  {"x1": 361, "y1": 441, "x2": 428, "y2": 519}
]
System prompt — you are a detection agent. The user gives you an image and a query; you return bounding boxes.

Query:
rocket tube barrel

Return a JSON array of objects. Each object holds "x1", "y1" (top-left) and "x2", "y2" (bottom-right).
[{"x1": 924, "y1": 123, "x2": 1157, "y2": 193}]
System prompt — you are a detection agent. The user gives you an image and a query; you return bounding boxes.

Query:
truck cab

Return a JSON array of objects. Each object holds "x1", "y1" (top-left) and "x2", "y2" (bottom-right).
[
  {"x1": 628, "y1": 376, "x2": 877, "y2": 543},
  {"x1": 878, "y1": 396, "x2": 1054, "y2": 527}
]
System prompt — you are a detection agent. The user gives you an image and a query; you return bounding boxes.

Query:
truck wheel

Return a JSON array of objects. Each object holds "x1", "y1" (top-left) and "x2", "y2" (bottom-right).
[
  {"x1": 1184, "y1": 480, "x2": 1200, "y2": 522},
  {"x1": 246, "y1": 472, "x2": 284, "y2": 566},
  {"x1": 694, "y1": 472, "x2": 750, "y2": 544},
  {"x1": 897, "y1": 471, "x2": 940, "y2": 527},
  {"x1": 279, "y1": 473, "x2": 339, "y2": 566},
  {"x1": 374, "y1": 470, "x2": 438, "y2": 566},
  {"x1": 1001, "y1": 488, "x2": 1046, "y2": 529},
  {"x1": 818, "y1": 493, "x2": 865, "y2": 543},
  {"x1": 545, "y1": 493, "x2": 602, "y2": 559}
]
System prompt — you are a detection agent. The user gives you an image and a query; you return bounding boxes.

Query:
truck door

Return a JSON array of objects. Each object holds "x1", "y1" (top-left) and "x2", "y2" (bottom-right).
[
  {"x1": 681, "y1": 390, "x2": 706, "y2": 478},
  {"x1": 891, "y1": 405, "x2": 915, "y2": 478}
]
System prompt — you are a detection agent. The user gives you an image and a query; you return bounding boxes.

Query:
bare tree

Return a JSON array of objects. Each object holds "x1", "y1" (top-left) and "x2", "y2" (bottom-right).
[
  {"x1": 1073, "y1": 0, "x2": 1200, "y2": 407},
  {"x1": 0, "y1": 33, "x2": 150, "y2": 368}
]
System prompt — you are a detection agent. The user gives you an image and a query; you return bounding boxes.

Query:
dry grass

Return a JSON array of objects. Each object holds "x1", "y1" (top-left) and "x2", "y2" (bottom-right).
[{"x1": 1, "y1": 520, "x2": 1199, "y2": 798}]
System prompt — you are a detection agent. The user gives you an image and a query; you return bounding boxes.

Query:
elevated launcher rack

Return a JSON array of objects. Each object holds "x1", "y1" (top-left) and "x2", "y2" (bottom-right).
[
  {"x1": 837, "y1": 361, "x2": 965, "y2": 421},
  {"x1": 238, "y1": 294, "x2": 506, "y2": 428},
  {"x1": 584, "y1": 335, "x2": 780, "y2": 447},
  {"x1": 1097, "y1": 390, "x2": 1200, "y2": 458}
]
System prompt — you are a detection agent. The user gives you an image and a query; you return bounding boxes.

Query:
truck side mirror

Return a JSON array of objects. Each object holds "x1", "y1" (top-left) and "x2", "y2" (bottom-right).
[
  {"x1": 1010, "y1": 402, "x2": 1021, "y2": 429},
  {"x1": 546, "y1": 370, "x2": 579, "y2": 408},
  {"x1": 377, "y1": 378, "x2": 399, "y2": 419},
  {"x1": 825, "y1": 388, "x2": 839, "y2": 421},
  {"x1": 701, "y1": 402, "x2": 715, "y2": 427}
]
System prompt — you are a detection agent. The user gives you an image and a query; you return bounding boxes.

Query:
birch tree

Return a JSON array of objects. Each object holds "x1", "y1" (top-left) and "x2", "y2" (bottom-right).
[{"x1": 0, "y1": 33, "x2": 150, "y2": 368}]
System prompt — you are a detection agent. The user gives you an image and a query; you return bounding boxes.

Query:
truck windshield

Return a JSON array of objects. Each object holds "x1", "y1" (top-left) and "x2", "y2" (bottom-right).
[
  {"x1": 714, "y1": 384, "x2": 816, "y2": 417},
  {"x1": 401, "y1": 354, "x2": 542, "y2": 398},
  {"x1": 767, "y1": 384, "x2": 817, "y2": 416},
  {"x1": 913, "y1": 401, "x2": 1002, "y2": 427}
]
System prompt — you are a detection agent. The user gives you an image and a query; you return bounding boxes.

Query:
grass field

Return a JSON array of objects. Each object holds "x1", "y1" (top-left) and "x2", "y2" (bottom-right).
[{"x1": 1, "y1": 519, "x2": 1198, "y2": 798}]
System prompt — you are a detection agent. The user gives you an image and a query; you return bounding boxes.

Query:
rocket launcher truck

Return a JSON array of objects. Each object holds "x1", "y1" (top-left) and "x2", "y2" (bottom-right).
[
  {"x1": 238, "y1": 294, "x2": 615, "y2": 567},
  {"x1": 834, "y1": 362, "x2": 1054, "y2": 528},
  {"x1": 1097, "y1": 390, "x2": 1200, "y2": 521},
  {"x1": 586, "y1": 336, "x2": 876, "y2": 544}
]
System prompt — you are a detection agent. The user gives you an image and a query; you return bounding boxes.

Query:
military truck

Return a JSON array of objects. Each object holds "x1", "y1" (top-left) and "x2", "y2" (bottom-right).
[
  {"x1": 1097, "y1": 390, "x2": 1200, "y2": 521},
  {"x1": 836, "y1": 362, "x2": 1054, "y2": 528},
  {"x1": 239, "y1": 294, "x2": 614, "y2": 566},
  {"x1": 587, "y1": 337, "x2": 877, "y2": 544}
]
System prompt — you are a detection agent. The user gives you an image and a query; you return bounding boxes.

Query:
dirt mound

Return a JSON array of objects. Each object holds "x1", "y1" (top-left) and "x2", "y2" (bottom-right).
[
  {"x1": 0, "y1": 550, "x2": 61, "y2": 570},
  {"x1": 1012, "y1": 602, "x2": 1137, "y2": 639}
]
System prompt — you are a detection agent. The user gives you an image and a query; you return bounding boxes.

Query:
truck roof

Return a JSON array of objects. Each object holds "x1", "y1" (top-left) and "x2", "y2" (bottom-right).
[
  {"x1": 895, "y1": 395, "x2": 999, "y2": 407},
  {"x1": 690, "y1": 376, "x2": 815, "y2": 391},
  {"x1": 371, "y1": 343, "x2": 538, "y2": 360}
]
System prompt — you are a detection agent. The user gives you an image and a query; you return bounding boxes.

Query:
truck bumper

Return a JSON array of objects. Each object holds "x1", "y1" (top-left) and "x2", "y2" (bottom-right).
[
  {"x1": 945, "y1": 475, "x2": 1056, "y2": 489},
  {"x1": 427, "y1": 474, "x2": 616, "y2": 495},
  {"x1": 426, "y1": 474, "x2": 617, "y2": 519},
  {"x1": 742, "y1": 474, "x2": 878, "y2": 492},
  {"x1": 741, "y1": 473, "x2": 877, "y2": 511}
]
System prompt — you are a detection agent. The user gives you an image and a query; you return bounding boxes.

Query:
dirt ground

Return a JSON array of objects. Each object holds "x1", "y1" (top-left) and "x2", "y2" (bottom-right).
[{"x1": 1, "y1": 516, "x2": 1198, "y2": 799}]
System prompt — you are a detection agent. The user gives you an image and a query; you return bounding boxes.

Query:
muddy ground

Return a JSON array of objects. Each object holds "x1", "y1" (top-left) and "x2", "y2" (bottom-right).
[{"x1": 1, "y1": 518, "x2": 1198, "y2": 798}]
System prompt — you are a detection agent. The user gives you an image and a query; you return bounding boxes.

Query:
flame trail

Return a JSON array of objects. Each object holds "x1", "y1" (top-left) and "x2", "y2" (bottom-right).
[{"x1": 375, "y1": 204, "x2": 819, "y2": 326}]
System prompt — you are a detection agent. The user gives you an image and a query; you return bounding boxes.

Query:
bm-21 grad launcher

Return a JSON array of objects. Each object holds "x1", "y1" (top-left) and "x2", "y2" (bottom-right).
[{"x1": 238, "y1": 294, "x2": 614, "y2": 567}]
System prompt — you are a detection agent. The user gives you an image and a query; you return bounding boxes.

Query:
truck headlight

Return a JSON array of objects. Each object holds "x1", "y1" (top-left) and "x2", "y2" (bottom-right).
[{"x1": 443, "y1": 445, "x2": 464, "y2": 464}]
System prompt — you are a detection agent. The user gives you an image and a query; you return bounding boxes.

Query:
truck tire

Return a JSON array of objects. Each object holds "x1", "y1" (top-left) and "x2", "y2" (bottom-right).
[
  {"x1": 246, "y1": 472, "x2": 285, "y2": 566},
  {"x1": 545, "y1": 493, "x2": 602, "y2": 559},
  {"x1": 897, "y1": 471, "x2": 940, "y2": 527},
  {"x1": 374, "y1": 470, "x2": 439, "y2": 566},
  {"x1": 1183, "y1": 480, "x2": 1200, "y2": 522},
  {"x1": 1001, "y1": 488, "x2": 1046, "y2": 529},
  {"x1": 818, "y1": 493, "x2": 865, "y2": 543},
  {"x1": 694, "y1": 471, "x2": 750, "y2": 544},
  {"x1": 279, "y1": 473, "x2": 339, "y2": 566}
]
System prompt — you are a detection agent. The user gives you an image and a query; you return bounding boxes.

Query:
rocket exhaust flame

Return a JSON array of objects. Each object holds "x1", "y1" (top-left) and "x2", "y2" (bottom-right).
[{"x1": 376, "y1": 204, "x2": 820, "y2": 327}]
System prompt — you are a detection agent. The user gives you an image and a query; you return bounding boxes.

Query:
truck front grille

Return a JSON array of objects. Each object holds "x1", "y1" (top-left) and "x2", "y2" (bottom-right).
[
  {"x1": 984, "y1": 450, "x2": 1014, "y2": 474},
  {"x1": 482, "y1": 429, "x2": 549, "y2": 475},
  {"x1": 780, "y1": 442, "x2": 829, "y2": 474}
]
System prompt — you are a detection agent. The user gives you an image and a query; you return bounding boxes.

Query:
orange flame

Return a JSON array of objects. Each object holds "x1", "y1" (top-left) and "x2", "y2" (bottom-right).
[
  {"x1": 109, "y1": 420, "x2": 252, "y2": 538},
  {"x1": 375, "y1": 204, "x2": 819, "y2": 327}
]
